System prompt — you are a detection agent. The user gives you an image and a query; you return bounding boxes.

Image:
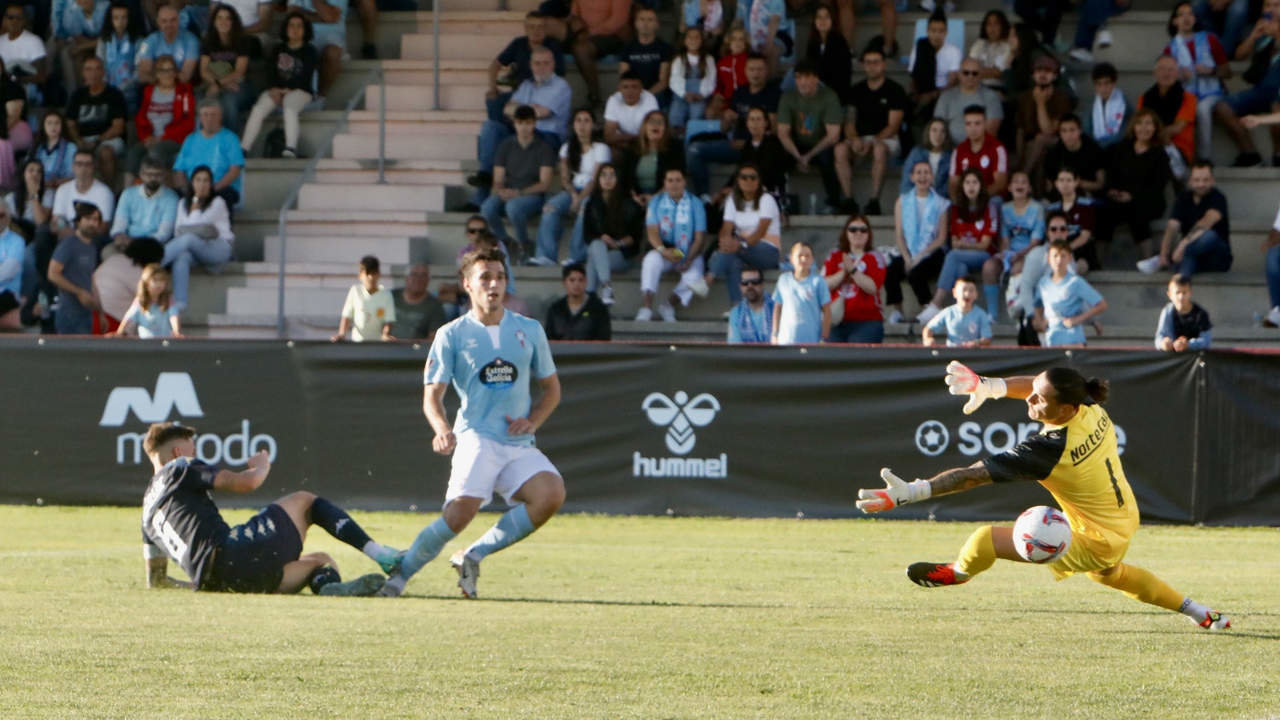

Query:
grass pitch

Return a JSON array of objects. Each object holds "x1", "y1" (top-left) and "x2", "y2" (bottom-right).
[{"x1": 0, "y1": 506, "x2": 1276, "y2": 719}]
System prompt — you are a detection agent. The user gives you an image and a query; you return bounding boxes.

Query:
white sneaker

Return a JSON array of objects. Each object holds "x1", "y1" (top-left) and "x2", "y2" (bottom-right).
[
  {"x1": 918, "y1": 0, "x2": 935, "y2": 10},
  {"x1": 1135, "y1": 255, "x2": 1163, "y2": 274},
  {"x1": 886, "y1": 309, "x2": 905, "y2": 324},
  {"x1": 1267, "y1": 306, "x2": 1280, "y2": 327},
  {"x1": 1096, "y1": 29, "x2": 1113, "y2": 49},
  {"x1": 916, "y1": 304, "x2": 941, "y2": 324},
  {"x1": 658, "y1": 303, "x2": 677, "y2": 322},
  {"x1": 1069, "y1": 47, "x2": 1095, "y2": 64},
  {"x1": 599, "y1": 285, "x2": 615, "y2": 305},
  {"x1": 528, "y1": 256, "x2": 557, "y2": 267},
  {"x1": 635, "y1": 307, "x2": 653, "y2": 322},
  {"x1": 450, "y1": 550, "x2": 480, "y2": 600},
  {"x1": 687, "y1": 275, "x2": 710, "y2": 298}
]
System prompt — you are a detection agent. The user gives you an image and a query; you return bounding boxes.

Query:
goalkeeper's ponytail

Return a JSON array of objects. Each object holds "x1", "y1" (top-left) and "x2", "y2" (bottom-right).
[{"x1": 1046, "y1": 367, "x2": 1109, "y2": 406}]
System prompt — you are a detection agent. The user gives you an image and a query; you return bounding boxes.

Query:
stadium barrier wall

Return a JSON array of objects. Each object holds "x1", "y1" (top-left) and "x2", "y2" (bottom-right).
[{"x1": 2, "y1": 339, "x2": 1277, "y2": 526}]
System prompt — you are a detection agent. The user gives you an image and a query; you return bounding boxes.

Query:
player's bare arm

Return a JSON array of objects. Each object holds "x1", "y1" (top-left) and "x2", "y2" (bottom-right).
[
  {"x1": 211, "y1": 450, "x2": 271, "y2": 493},
  {"x1": 927, "y1": 462, "x2": 993, "y2": 497},
  {"x1": 424, "y1": 382, "x2": 456, "y2": 454}
]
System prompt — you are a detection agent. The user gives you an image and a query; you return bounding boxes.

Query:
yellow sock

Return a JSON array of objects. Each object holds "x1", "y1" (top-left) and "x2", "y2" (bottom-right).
[
  {"x1": 954, "y1": 525, "x2": 997, "y2": 578},
  {"x1": 1088, "y1": 563, "x2": 1185, "y2": 612}
]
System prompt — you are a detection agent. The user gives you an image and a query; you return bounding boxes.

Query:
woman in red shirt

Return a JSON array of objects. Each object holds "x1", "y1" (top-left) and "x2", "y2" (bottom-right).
[
  {"x1": 917, "y1": 168, "x2": 1003, "y2": 324},
  {"x1": 823, "y1": 213, "x2": 887, "y2": 343},
  {"x1": 125, "y1": 55, "x2": 196, "y2": 186},
  {"x1": 708, "y1": 27, "x2": 748, "y2": 119}
]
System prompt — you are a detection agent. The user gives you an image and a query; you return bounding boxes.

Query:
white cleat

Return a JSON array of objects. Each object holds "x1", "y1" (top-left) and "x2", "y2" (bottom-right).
[{"x1": 450, "y1": 550, "x2": 480, "y2": 599}]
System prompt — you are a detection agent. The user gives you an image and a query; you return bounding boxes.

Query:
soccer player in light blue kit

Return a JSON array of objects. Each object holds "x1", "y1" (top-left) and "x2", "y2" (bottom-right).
[{"x1": 380, "y1": 248, "x2": 566, "y2": 599}]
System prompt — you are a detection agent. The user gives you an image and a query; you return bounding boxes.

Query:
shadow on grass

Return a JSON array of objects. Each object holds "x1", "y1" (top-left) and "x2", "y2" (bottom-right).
[
  {"x1": 1097, "y1": 629, "x2": 1280, "y2": 640},
  {"x1": 400, "y1": 594, "x2": 786, "y2": 609}
]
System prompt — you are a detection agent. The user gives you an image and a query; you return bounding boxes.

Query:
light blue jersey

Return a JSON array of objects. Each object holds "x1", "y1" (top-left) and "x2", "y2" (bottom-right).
[
  {"x1": 771, "y1": 271, "x2": 827, "y2": 344},
  {"x1": 425, "y1": 310, "x2": 556, "y2": 448},
  {"x1": 1000, "y1": 200, "x2": 1044, "y2": 255},
  {"x1": 925, "y1": 304, "x2": 992, "y2": 346},
  {"x1": 1036, "y1": 273, "x2": 1103, "y2": 346}
]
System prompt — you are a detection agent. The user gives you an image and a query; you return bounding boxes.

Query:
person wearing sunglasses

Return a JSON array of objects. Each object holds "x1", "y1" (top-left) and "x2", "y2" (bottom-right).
[
  {"x1": 935, "y1": 58, "x2": 1004, "y2": 146},
  {"x1": 726, "y1": 265, "x2": 773, "y2": 344},
  {"x1": 823, "y1": 215, "x2": 886, "y2": 343},
  {"x1": 707, "y1": 162, "x2": 780, "y2": 305}
]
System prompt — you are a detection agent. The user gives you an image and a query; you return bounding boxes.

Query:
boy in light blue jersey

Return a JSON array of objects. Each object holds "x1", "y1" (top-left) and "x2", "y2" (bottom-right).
[
  {"x1": 922, "y1": 275, "x2": 993, "y2": 347},
  {"x1": 1034, "y1": 239, "x2": 1107, "y2": 347},
  {"x1": 380, "y1": 248, "x2": 566, "y2": 599}
]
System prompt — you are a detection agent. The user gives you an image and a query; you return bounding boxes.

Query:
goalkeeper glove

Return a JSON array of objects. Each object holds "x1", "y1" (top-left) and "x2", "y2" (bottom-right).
[
  {"x1": 944, "y1": 360, "x2": 1007, "y2": 415},
  {"x1": 856, "y1": 467, "x2": 932, "y2": 513}
]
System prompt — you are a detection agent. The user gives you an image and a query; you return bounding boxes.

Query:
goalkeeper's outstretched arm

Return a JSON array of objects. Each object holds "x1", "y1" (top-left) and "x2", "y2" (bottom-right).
[{"x1": 856, "y1": 462, "x2": 993, "y2": 513}]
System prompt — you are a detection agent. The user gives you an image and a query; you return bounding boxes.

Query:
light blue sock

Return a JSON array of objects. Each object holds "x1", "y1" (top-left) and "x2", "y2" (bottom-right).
[
  {"x1": 984, "y1": 284, "x2": 1001, "y2": 321},
  {"x1": 466, "y1": 505, "x2": 535, "y2": 561},
  {"x1": 400, "y1": 517, "x2": 457, "y2": 580}
]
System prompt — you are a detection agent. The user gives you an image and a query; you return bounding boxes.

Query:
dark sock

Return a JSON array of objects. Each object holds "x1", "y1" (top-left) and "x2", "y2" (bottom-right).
[
  {"x1": 310, "y1": 497, "x2": 374, "y2": 550},
  {"x1": 308, "y1": 565, "x2": 340, "y2": 594}
]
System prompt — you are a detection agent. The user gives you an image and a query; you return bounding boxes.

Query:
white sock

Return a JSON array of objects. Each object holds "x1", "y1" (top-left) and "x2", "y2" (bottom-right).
[
  {"x1": 1179, "y1": 597, "x2": 1210, "y2": 621},
  {"x1": 362, "y1": 540, "x2": 394, "y2": 561}
]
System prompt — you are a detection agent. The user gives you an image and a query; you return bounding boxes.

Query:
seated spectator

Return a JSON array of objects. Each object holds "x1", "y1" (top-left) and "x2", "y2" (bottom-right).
[
  {"x1": 286, "y1": 0, "x2": 346, "y2": 102},
  {"x1": 670, "y1": 26, "x2": 716, "y2": 134},
  {"x1": 836, "y1": 45, "x2": 908, "y2": 217},
  {"x1": 47, "y1": 201, "x2": 104, "y2": 335},
  {"x1": 534, "y1": 108, "x2": 609, "y2": 267},
  {"x1": 163, "y1": 165, "x2": 233, "y2": 311},
  {"x1": 1264, "y1": 201, "x2": 1280, "y2": 327},
  {"x1": 136, "y1": 4, "x2": 199, "y2": 85},
  {"x1": 970, "y1": 10, "x2": 1012, "y2": 92},
  {"x1": 32, "y1": 110, "x2": 77, "y2": 189},
  {"x1": 173, "y1": 100, "x2": 244, "y2": 208},
  {"x1": 52, "y1": 0, "x2": 109, "y2": 94},
  {"x1": 687, "y1": 53, "x2": 778, "y2": 196},
  {"x1": 7, "y1": 158, "x2": 51, "y2": 242},
  {"x1": 999, "y1": 171, "x2": 1045, "y2": 321},
  {"x1": 823, "y1": 214, "x2": 887, "y2": 343},
  {"x1": 777, "y1": 61, "x2": 847, "y2": 214},
  {"x1": 732, "y1": 107, "x2": 789, "y2": 210},
  {"x1": 1047, "y1": 167, "x2": 1099, "y2": 274},
  {"x1": 114, "y1": 261, "x2": 181, "y2": 337},
  {"x1": 97, "y1": 1, "x2": 145, "y2": 112},
  {"x1": 389, "y1": 263, "x2": 448, "y2": 341},
  {"x1": 0, "y1": 4, "x2": 48, "y2": 106},
  {"x1": 582, "y1": 163, "x2": 643, "y2": 305},
  {"x1": 469, "y1": 46, "x2": 570, "y2": 191},
  {"x1": 108, "y1": 155, "x2": 178, "y2": 256},
  {"x1": 480, "y1": 105, "x2": 556, "y2": 262},
  {"x1": 239, "y1": 11, "x2": 316, "y2": 159},
  {"x1": 917, "y1": 168, "x2": 1002, "y2": 325},
  {"x1": 636, "y1": 167, "x2": 708, "y2": 322},
  {"x1": 1100, "y1": 109, "x2": 1172, "y2": 268},
  {"x1": 66, "y1": 56, "x2": 127, "y2": 189},
  {"x1": 1014, "y1": 54, "x2": 1074, "y2": 178},
  {"x1": 51, "y1": 150, "x2": 114, "y2": 238},
  {"x1": 899, "y1": 118, "x2": 951, "y2": 197},
  {"x1": 831, "y1": 0, "x2": 898, "y2": 57},
  {"x1": 707, "y1": 162, "x2": 781, "y2": 303},
  {"x1": 1142, "y1": 160, "x2": 1230, "y2": 276},
  {"x1": 0, "y1": 202, "x2": 19, "y2": 330},
  {"x1": 805, "y1": 6, "x2": 851, "y2": 107},
  {"x1": 1165, "y1": 2, "x2": 1230, "y2": 162},
  {"x1": 1235, "y1": 0, "x2": 1280, "y2": 64},
  {"x1": 1155, "y1": 273, "x2": 1212, "y2": 350},
  {"x1": 567, "y1": 0, "x2": 634, "y2": 108},
  {"x1": 949, "y1": 104, "x2": 1008, "y2": 200},
  {"x1": 708, "y1": 26, "x2": 748, "y2": 119},
  {"x1": 908, "y1": 10, "x2": 961, "y2": 120},
  {"x1": 1085, "y1": 62, "x2": 1130, "y2": 149},
  {"x1": 603, "y1": 72, "x2": 659, "y2": 153},
  {"x1": 486, "y1": 11, "x2": 566, "y2": 123},
  {"x1": 922, "y1": 275, "x2": 993, "y2": 347},
  {"x1": 736, "y1": 0, "x2": 797, "y2": 75},
  {"x1": 1193, "y1": 0, "x2": 1248, "y2": 57},
  {"x1": 331, "y1": 254, "x2": 394, "y2": 342},
  {"x1": 1033, "y1": 238, "x2": 1107, "y2": 347},
  {"x1": 1042, "y1": 114, "x2": 1105, "y2": 198},
  {"x1": 1215, "y1": 10, "x2": 1280, "y2": 166},
  {"x1": 619, "y1": 110, "x2": 684, "y2": 209},
  {"x1": 126, "y1": 54, "x2": 195, "y2": 185},
  {"x1": 936, "y1": 58, "x2": 1003, "y2": 146},
  {"x1": 198, "y1": 3, "x2": 253, "y2": 134},
  {"x1": 619, "y1": 7, "x2": 672, "y2": 110},
  {"x1": 726, "y1": 264, "x2": 773, "y2": 343},
  {"x1": 0, "y1": 57, "x2": 30, "y2": 156},
  {"x1": 91, "y1": 235, "x2": 164, "y2": 331},
  {"x1": 887, "y1": 159, "x2": 949, "y2": 324},
  {"x1": 1066, "y1": 0, "x2": 1128, "y2": 65},
  {"x1": 545, "y1": 262, "x2": 611, "y2": 340},
  {"x1": 1138, "y1": 56, "x2": 1195, "y2": 180},
  {"x1": 771, "y1": 240, "x2": 830, "y2": 345}
]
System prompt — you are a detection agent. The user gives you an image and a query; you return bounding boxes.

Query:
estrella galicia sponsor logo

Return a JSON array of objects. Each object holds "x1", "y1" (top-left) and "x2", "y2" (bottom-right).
[
  {"x1": 913, "y1": 419, "x2": 1126, "y2": 457},
  {"x1": 480, "y1": 358, "x2": 517, "y2": 388},
  {"x1": 100, "y1": 372, "x2": 278, "y2": 465},
  {"x1": 633, "y1": 391, "x2": 727, "y2": 478}
]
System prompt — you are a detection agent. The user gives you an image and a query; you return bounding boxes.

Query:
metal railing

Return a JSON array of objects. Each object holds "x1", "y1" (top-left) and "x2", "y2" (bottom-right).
[{"x1": 275, "y1": 67, "x2": 387, "y2": 337}]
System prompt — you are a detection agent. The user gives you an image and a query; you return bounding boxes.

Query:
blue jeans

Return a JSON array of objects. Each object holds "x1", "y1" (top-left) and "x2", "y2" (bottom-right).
[
  {"x1": 687, "y1": 139, "x2": 740, "y2": 196},
  {"x1": 1194, "y1": 0, "x2": 1248, "y2": 56},
  {"x1": 485, "y1": 91, "x2": 512, "y2": 123},
  {"x1": 1267, "y1": 244, "x2": 1280, "y2": 309},
  {"x1": 709, "y1": 241, "x2": 780, "y2": 303},
  {"x1": 535, "y1": 190, "x2": 587, "y2": 263},
  {"x1": 669, "y1": 96, "x2": 708, "y2": 130},
  {"x1": 829, "y1": 320, "x2": 885, "y2": 344},
  {"x1": 585, "y1": 238, "x2": 630, "y2": 292},
  {"x1": 1177, "y1": 229, "x2": 1232, "y2": 277},
  {"x1": 1074, "y1": 0, "x2": 1128, "y2": 50},
  {"x1": 938, "y1": 249, "x2": 992, "y2": 292},
  {"x1": 482, "y1": 192, "x2": 545, "y2": 252},
  {"x1": 163, "y1": 234, "x2": 234, "y2": 311},
  {"x1": 473, "y1": 123, "x2": 561, "y2": 203}
]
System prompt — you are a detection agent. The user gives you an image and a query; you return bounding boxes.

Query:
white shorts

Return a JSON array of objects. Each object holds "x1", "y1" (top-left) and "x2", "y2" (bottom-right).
[
  {"x1": 857, "y1": 134, "x2": 901, "y2": 156},
  {"x1": 445, "y1": 432, "x2": 559, "y2": 508}
]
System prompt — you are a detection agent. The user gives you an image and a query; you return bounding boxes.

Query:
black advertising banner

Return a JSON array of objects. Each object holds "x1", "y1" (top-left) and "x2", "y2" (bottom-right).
[{"x1": 0, "y1": 338, "x2": 1275, "y2": 526}]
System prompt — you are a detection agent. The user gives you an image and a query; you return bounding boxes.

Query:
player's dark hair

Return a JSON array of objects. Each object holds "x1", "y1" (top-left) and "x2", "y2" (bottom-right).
[
  {"x1": 1091, "y1": 61, "x2": 1118, "y2": 82},
  {"x1": 1046, "y1": 367, "x2": 1109, "y2": 406},
  {"x1": 1170, "y1": 273, "x2": 1191, "y2": 287},
  {"x1": 513, "y1": 105, "x2": 537, "y2": 122},
  {"x1": 459, "y1": 247, "x2": 507, "y2": 276},
  {"x1": 619, "y1": 70, "x2": 642, "y2": 84},
  {"x1": 359, "y1": 255, "x2": 380, "y2": 274},
  {"x1": 955, "y1": 274, "x2": 977, "y2": 287},
  {"x1": 561, "y1": 262, "x2": 585, "y2": 279},
  {"x1": 793, "y1": 60, "x2": 819, "y2": 77},
  {"x1": 1190, "y1": 159, "x2": 1214, "y2": 174},
  {"x1": 1058, "y1": 113, "x2": 1081, "y2": 128},
  {"x1": 144, "y1": 423, "x2": 197, "y2": 456},
  {"x1": 1047, "y1": 238, "x2": 1072, "y2": 254},
  {"x1": 962, "y1": 103, "x2": 986, "y2": 117}
]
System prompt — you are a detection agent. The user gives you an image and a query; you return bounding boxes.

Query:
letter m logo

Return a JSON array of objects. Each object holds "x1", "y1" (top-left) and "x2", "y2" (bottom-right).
[{"x1": 99, "y1": 372, "x2": 205, "y2": 426}]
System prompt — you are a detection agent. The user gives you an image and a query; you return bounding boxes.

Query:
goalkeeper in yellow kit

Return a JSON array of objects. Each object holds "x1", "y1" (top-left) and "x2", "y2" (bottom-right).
[{"x1": 856, "y1": 361, "x2": 1231, "y2": 630}]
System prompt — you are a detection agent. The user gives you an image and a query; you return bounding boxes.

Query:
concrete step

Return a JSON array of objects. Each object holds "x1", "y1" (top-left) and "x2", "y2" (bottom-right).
[
  {"x1": 365, "y1": 83, "x2": 489, "y2": 112},
  {"x1": 332, "y1": 131, "x2": 479, "y2": 161},
  {"x1": 264, "y1": 234, "x2": 433, "y2": 265},
  {"x1": 1085, "y1": 271, "x2": 1269, "y2": 326},
  {"x1": 297, "y1": 182, "x2": 448, "y2": 211},
  {"x1": 401, "y1": 32, "x2": 514, "y2": 62}
]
